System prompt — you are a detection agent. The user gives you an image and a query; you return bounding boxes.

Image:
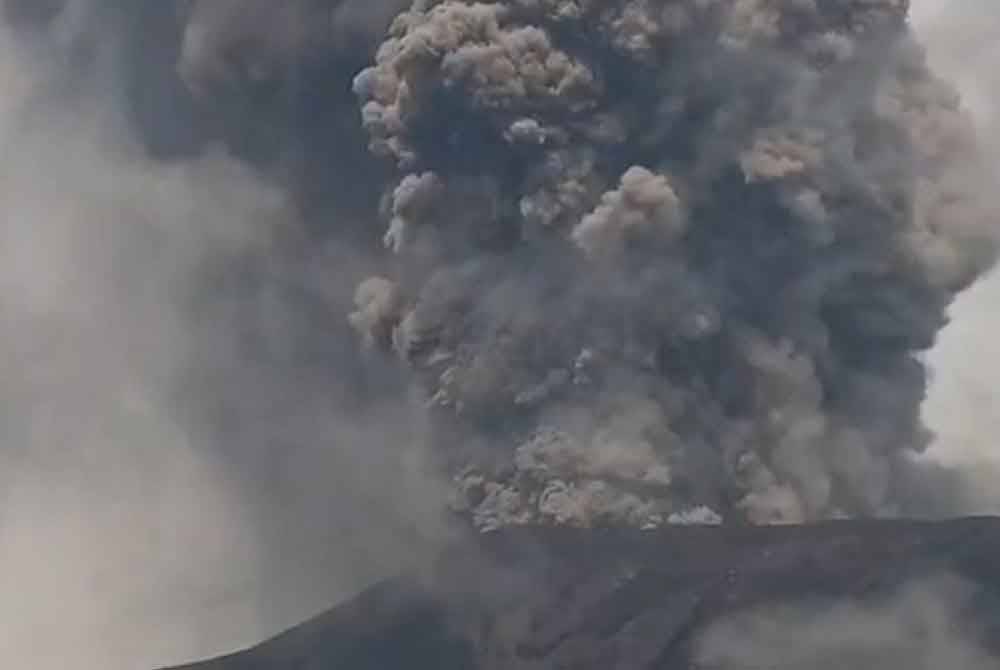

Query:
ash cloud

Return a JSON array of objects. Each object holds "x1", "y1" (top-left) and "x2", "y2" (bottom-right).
[
  {"x1": 1, "y1": 0, "x2": 998, "y2": 667},
  {"x1": 172, "y1": 0, "x2": 1000, "y2": 533},
  {"x1": 351, "y1": 0, "x2": 999, "y2": 527}
]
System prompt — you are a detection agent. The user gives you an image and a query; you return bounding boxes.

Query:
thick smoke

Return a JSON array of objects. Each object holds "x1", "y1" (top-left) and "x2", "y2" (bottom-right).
[
  {"x1": 1, "y1": 0, "x2": 997, "y2": 667},
  {"x1": 351, "y1": 0, "x2": 998, "y2": 527}
]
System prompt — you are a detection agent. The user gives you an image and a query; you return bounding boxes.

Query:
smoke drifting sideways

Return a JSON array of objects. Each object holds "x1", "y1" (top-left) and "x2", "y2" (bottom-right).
[
  {"x1": 0, "y1": 4, "x2": 449, "y2": 670},
  {"x1": 350, "y1": 0, "x2": 999, "y2": 528}
]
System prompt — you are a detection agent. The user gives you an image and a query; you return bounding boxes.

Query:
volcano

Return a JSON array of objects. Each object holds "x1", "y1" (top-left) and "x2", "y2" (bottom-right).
[{"x1": 160, "y1": 517, "x2": 1000, "y2": 669}]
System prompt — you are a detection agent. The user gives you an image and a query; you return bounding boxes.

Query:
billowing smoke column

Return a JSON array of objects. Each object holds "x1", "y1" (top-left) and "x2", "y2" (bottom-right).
[
  {"x1": 0, "y1": 2, "x2": 993, "y2": 667},
  {"x1": 31, "y1": 0, "x2": 995, "y2": 533},
  {"x1": 350, "y1": 0, "x2": 998, "y2": 527}
]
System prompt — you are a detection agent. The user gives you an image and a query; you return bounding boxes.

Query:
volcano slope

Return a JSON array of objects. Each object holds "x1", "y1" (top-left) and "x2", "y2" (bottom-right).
[{"x1": 160, "y1": 517, "x2": 1000, "y2": 669}]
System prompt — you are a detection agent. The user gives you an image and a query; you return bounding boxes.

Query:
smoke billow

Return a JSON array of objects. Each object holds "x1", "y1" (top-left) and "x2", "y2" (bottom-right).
[
  {"x1": 349, "y1": 0, "x2": 998, "y2": 527},
  {"x1": 1, "y1": 0, "x2": 998, "y2": 667}
]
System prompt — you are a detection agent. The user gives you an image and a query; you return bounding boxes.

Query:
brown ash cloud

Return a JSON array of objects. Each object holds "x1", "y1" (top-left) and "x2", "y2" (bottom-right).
[{"x1": 350, "y1": 0, "x2": 998, "y2": 527}]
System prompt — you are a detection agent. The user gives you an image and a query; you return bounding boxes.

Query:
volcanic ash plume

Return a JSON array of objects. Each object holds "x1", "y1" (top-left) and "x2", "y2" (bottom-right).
[{"x1": 350, "y1": 0, "x2": 998, "y2": 527}]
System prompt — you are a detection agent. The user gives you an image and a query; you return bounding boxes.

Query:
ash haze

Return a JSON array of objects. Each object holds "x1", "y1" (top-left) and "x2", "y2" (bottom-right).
[
  {"x1": 0, "y1": 6, "x2": 446, "y2": 669},
  {"x1": 0, "y1": 1, "x2": 995, "y2": 670}
]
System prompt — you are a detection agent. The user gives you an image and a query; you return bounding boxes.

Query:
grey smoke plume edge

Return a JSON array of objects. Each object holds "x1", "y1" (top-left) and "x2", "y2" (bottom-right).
[{"x1": 913, "y1": 0, "x2": 1000, "y2": 501}]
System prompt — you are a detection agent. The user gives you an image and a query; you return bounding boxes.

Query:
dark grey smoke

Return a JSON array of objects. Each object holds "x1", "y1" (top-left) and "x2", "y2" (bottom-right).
[
  {"x1": 167, "y1": 0, "x2": 1000, "y2": 531},
  {"x1": 350, "y1": 0, "x2": 999, "y2": 526},
  {"x1": 0, "y1": 0, "x2": 997, "y2": 666}
]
